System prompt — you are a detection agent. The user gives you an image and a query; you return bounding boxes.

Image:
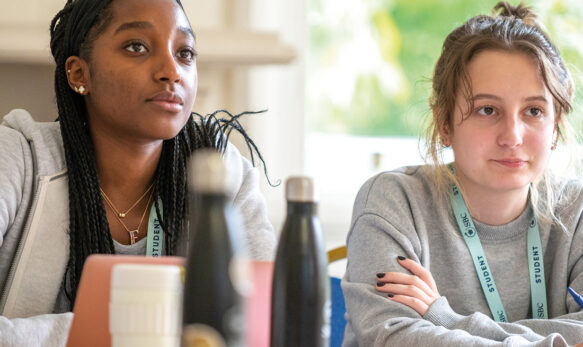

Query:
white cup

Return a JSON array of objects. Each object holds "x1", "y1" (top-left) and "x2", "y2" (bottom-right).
[{"x1": 109, "y1": 264, "x2": 183, "y2": 347}]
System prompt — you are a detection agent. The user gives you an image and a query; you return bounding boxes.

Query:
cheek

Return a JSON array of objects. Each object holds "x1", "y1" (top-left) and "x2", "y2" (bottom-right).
[
  {"x1": 452, "y1": 126, "x2": 490, "y2": 153},
  {"x1": 183, "y1": 68, "x2": 198, "y2": 109},
  {"x1": 528, "y1": 124, "x2": 554, "y2": 151},
  {"x1": 91, "y1": 66, "x2": 136, "y2": 107}
]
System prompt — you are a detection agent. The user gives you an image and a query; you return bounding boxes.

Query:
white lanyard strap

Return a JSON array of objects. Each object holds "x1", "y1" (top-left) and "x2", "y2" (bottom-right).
[{"x1": 449, "y1": 184, "x2": 547, "y2": 321}]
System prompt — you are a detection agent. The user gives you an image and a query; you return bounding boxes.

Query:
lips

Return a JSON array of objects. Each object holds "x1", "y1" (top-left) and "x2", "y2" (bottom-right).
[
  {"x1": 146, "y1": 91, "x2": 184, "y2": 113},
  {"x1": 493, "y1": 158, "x2": 527, "y2": 168}
]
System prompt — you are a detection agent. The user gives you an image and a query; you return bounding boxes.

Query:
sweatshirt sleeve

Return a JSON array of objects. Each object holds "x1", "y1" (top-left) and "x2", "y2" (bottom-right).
[
  {"x1": 0, "y1": 125, "x2": 29, "y2": 242},
  {"x1": 0, "y1": 313, "x2": 73, "y2": 347},
  {"x1": 420, "y1": 213, "x2": 583, "y2": 344},
  {"x1": 0, "y1": 123, "x2": 72, "y2": 346},
  {"x1": 223, "y1": 142, "x2": 276, "y2": 261},
  {"x1": 343, "y1": 213, "x2": 570, "y2": 347},
  {"x1": 341, "y1": 171, "x2": 582, "y2": 347}
]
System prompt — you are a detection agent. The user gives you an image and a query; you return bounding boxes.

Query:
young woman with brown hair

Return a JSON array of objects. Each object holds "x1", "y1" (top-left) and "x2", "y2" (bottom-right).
[{"x1": 343, "y1": 2, "x2": 583, "y2": 346}]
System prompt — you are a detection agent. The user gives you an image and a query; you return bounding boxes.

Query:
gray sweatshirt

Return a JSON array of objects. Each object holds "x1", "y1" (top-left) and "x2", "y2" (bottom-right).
[
  {"x1": 0, "y1": 109, "x2": 276, "y2": 346},
  {"x1": 342, "y1": 165, "x2": 583, "y2": 346}
]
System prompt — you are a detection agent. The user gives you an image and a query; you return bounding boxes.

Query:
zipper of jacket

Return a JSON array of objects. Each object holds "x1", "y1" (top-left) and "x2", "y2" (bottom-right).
[{"x1": 0, "y1": 145, "x2": 43, "y2": 313}]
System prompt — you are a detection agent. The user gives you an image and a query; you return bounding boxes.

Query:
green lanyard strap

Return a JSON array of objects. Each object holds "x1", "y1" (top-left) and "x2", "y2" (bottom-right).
[
  {"x1": 449, "y1": 184, "x2": 547, "y2": 321},
  {"x1": 146, "y1": 198, "x2": 164, "y2": 256}
]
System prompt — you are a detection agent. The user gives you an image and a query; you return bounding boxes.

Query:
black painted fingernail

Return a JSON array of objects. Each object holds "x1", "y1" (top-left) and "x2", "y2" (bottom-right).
[
  {"x1": 376, "y1": 282, "x2": 385, "y2": 287},
  {"x1": 388, "y1": 293, "x2": 394, "y2": 298},
  {"x1": 397, "y1": 256, "x2": 406, "y2": 261},
  {"x1": 376, "y1": 273, "x2": 385, "y2": 278}
]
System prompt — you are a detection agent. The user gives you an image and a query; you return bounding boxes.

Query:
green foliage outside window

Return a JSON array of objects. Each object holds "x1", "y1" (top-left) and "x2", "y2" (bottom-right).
[{"x1": 307, "y1": 0, "x2": 583, "y2": 137}]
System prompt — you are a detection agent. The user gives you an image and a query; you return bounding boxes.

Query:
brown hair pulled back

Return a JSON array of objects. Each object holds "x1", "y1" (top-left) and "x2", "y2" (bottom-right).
[{"x1": 424, "y1": 1, "x2": 574, "y2": 226}]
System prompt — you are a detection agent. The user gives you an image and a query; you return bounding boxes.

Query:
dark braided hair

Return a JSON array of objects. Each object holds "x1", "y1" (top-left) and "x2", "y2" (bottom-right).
[{"x1": 49, "y1": 0, "x2": 274, "y2": 308}]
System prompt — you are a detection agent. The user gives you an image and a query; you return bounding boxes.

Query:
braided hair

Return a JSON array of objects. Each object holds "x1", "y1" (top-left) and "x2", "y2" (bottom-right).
[{"x1": 49, "y1": 0, "x2": 272, "y2": 308}]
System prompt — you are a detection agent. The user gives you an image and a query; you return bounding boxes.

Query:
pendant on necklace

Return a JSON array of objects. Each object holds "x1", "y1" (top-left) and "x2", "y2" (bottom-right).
[
  {"x1": 129, "y1": 230, "x2": 138, "y2": 245},
  {"x1": 119, "y1": 213, "x2": 126, "y2": 218}
]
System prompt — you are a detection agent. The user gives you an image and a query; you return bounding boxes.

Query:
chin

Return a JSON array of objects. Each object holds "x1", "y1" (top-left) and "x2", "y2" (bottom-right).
[
  {"x1": 160, "y1": 128, "x2": 185, "y2": 141},
  {"x1": 489, "y1": 177, "x2": 533, "y2": 193},
  {"x1": 155, "y1": 117, "x2": 190, "y2": 140}
]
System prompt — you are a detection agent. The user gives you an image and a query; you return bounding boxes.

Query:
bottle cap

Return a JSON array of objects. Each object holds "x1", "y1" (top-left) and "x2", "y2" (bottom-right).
[
  {"x1": 285, "y1": 176, "x2": 317, "y2": 202},
  {"x1": 189, "y1": 149, "x2": 226, "y2": 193},
  {"x1": 110, "y1": 263, "x2": 182, "y2": 290}
]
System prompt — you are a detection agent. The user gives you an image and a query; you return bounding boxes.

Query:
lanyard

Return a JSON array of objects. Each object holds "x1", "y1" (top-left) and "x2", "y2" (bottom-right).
[
  {"x1": 146, "y1": 198, "x2": 164, "y2": 256},
  {"x1": 449, "y1": 184, "x2": 547, "y2": 321}
]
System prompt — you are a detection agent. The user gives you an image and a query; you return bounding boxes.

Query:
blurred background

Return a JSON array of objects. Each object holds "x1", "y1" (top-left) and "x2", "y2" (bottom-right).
[{"x1": 1, "y1": 0, "x2": 582, "y2": 250}]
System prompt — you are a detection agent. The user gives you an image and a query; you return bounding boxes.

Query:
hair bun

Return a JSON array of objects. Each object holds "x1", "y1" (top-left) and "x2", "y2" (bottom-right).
[{"x1": 493, "y1": 1, "x2": 538, "y2": 26}]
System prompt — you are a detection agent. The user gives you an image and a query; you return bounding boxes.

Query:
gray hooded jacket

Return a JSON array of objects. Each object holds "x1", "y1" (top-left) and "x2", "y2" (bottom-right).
[{"x1": 0, "y1": 109, "x2": 276, "y2": 346}]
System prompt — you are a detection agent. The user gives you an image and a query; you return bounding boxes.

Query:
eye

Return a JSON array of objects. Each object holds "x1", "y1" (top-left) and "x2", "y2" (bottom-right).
[
  {"x1": 124, "y1": 41, "x2": 148, "y2": 54},
  {"x1": 476, "y1": 106, "x2": 496, "y2": 117},
  {"x1": 177, "y1": 47, "x2": 197, "y2": 62},
  {"x1": 525, "y1": 107, "x2": 543, "y2": 117}
]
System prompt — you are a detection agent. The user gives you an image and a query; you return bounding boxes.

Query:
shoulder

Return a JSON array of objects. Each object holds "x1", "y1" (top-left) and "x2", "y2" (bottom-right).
[
  {"x1": 354, "y1": 165, "x2": 437, "y2": 213},
  {"x1": 347, "y1": 165, "x2": 445, "y2": 258},
  {"x1": 349, "y1": 165, "x2": 443, "y2": 238},
  {"x1": 554, "y1": 175, "x2": 583, "y2": 200},
  {"x1": 1, "y1": 109, "x2": 66, "y2": 175},
  {"x1": 0, "y1": 110, "x2": 35, "y2": 172},
  {"x1": 222, "y1": 141, "x2": 253, "y2": 198},
  {"x1": 549, "y1": 174, "x2": 583, "y2": 220}
]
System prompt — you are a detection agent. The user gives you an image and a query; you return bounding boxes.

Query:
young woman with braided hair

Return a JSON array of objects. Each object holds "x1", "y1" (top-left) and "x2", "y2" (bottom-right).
[
  {"x1": 343, "y1": 2, "x2": 583, "y2": 346},
  {"x1": 0, "y1": 0, "x2": 275, "y2": 344}
]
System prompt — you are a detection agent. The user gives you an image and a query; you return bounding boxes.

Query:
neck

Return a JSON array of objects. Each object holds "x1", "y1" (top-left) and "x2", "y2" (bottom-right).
[
  {"x1": 458, "y1": 181, "x2": 529, "y2": 226},
  {"x1": 452, "y1": 162, "x2": 530, "y2": 225},
  {"x1": 465, "y1": 189, "x2": 528, "y2": 225},
  {"x1": 91, "y1": 127, "x2": 163, "y2": 202}
]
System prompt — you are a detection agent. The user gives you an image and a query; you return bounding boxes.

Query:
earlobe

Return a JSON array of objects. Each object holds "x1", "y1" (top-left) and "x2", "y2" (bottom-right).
[
  {"x1": 439, "y1": 124, "x2": 451, "y2": 147},
  {"x1": 441, "y1": 131, "x2": 451, "y2": 147},
  {"x1": 65, "y1": 56, "x2": 89, "y2": 95},
  {"x1": 437, "y1": 110, "x2": 451, "y2": 147}
]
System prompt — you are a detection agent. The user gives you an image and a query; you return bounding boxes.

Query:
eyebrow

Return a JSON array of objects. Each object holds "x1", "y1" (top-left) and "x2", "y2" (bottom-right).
[
  {"x1": 114, "y1": 21, "x2": 196, "y2": 40},
  {"x1": 114, "y1": 21, "x2": 154, "y2": 35},
  {"x1": 472, "y1": 93, "x2": 549, "y2": 103}
]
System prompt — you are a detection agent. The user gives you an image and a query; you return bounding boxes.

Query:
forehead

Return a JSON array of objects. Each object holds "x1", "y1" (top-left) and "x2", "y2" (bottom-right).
[
  {"x1": 465, "y1": 50, "x2": 547, "y2": 96},
  {"x1": 106, "y1": 0, "x2": 191, "y2": 35}
]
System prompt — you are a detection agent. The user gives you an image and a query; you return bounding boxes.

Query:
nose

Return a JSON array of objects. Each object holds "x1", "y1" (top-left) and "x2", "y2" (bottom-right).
[
  {"x1": 497, "y1": 112, "x2": 523, "y2": 148},
  {"x1": 154, "y1": 49, "x2": 181, "y2": 84}
]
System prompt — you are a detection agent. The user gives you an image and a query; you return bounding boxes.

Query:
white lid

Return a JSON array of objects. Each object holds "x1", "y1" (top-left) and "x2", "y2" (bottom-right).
[
  {"x1": 110, "y1": 264, "x2": 182, "y2": 290},
  {"x1": 189, "y1": 149, "x2": 226, "y2": 193}
]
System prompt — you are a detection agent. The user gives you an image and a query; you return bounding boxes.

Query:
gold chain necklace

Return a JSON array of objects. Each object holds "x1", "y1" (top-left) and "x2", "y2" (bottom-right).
[
  {"x1": 101, "y1": 185, "x2": 154, "y2": 245},
  {"x1": 100, "y1": 183, "x2": 154, "y2": 218}
]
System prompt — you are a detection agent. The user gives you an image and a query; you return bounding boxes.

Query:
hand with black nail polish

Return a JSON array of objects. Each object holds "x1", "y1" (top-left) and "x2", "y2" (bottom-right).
[{"x1": 374, "y1": 256, "x2": 441, "y2": 316}]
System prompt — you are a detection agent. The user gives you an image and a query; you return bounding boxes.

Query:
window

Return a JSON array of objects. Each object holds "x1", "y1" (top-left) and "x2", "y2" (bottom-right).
[{"x1": 306, "y1": 0, "x2": 583, "y2": 244}]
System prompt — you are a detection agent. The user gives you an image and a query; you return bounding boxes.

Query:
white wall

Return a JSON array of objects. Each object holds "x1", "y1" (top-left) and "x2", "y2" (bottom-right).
[{"x1": 244, "y1": 0, "x2": 307, "y2": 239}]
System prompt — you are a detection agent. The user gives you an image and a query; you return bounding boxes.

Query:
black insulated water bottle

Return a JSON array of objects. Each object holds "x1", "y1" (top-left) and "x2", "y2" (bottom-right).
[
  {"x1": 182, "y1": 149, "x2": 246, "y2": 347},
  {"x1": 270, "y1": 176, "x2": 330, "y2": 347}
]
